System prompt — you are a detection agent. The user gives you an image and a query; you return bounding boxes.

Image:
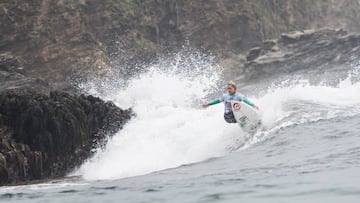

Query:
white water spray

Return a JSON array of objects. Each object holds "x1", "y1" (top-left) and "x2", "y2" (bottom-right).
[
  {"x1": 77, "y1": 50, "x2": 360, "y2": 181},
  {"x1": 77, "y1": 50, "x2": 247, "y2": 180}
]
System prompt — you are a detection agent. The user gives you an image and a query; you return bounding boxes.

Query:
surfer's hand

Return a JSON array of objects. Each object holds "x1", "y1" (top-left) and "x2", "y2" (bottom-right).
[
  {"x1": 253, "y1": 105, "x2": 259, "y2": 110},
  {"x1": 202, "y1": 104, "x2": 209, "y2": 108}
]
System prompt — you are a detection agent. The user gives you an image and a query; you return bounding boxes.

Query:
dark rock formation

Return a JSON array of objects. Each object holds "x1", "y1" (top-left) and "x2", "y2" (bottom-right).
[
  {"x1": 0, "y1": 89, "x2": 132, "y2": 185},
  {"x1": 226, "y1": 28, "x2": 360, "y2": 90},
  {"x1": 245, "y1": 29, "x2": 360, "y2": 80}
]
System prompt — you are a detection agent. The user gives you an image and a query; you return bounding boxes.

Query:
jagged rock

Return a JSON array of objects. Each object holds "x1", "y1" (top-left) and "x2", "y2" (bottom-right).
[
  {"x1": 0, "y1": 89, "x2": 133, "y2": 185},
  {"x1": 246, "y1": 47, "x2": 262, "y2": 61},
  {"x1": 265, "y1": 29, "x2": 357, "y2": 77},
  {"x1": 223, "y1": 28, "x2": 360, "y2": 91}
]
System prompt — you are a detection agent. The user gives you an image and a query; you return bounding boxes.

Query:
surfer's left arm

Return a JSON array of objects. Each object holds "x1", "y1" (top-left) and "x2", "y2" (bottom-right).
[{"x1": 243, "y1": 97, "x2": 259, "y2": 110}]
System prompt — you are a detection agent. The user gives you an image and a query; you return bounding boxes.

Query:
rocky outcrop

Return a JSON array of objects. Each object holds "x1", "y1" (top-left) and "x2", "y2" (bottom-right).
[
  {"x1": 0, "y1": 89, "x2": 132, "y2": 185},
  {"x1": 225, "y1": 28, "x2": 360, "y2": 89}
]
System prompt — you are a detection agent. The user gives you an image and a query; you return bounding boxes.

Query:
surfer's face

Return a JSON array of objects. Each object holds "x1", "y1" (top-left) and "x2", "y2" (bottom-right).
[{"x1": 227, "y1": 85, "x2": 236, "y2": 94}]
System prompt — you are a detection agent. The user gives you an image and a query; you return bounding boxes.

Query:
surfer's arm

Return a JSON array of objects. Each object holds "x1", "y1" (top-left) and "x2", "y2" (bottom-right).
[
  {"x1": 202, "y1": 99, "x2": 222, "y2": 108},
  {"x1": 208, "y1": 99, "x2": 222, "y2": 106},
  {"x1": 243, "y1": 97, "x2": 259, "y2": 110}
]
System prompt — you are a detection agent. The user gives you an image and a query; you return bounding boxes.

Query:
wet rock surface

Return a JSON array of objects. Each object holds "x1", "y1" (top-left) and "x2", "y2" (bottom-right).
[
  {"x1": 0, "y1": 89, "x2": 132, "y2": 185},
  {"x1": 224, "y1": 29, "x2": 360, "y2": 89}
]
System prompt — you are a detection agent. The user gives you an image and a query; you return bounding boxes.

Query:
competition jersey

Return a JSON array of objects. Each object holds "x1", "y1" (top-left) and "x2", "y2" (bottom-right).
[{"x1": 221, "y1": 92, "x2": 245, "y2": 113}]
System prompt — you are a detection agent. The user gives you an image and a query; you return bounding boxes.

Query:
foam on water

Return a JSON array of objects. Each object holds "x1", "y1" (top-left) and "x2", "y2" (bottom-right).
[{"x1": 76, "y1": 50, "x2": 360, "y2": 181}]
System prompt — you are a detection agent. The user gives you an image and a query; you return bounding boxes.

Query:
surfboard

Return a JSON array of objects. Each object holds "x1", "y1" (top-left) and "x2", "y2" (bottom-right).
[{"x1": 231, "y1": 100, "x2": 261, "y2": 133}]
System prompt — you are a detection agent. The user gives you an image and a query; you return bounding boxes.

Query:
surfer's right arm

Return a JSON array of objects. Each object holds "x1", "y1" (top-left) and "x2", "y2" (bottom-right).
[
  {"x1": 202, "y1": 99, "x2": 222, "y2": 108},
  {"x1": 203, "y1": 94, "x2": 225, "y2": 108}
]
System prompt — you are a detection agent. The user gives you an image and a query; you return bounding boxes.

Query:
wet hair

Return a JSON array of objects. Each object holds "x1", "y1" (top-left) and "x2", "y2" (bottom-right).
[{"x1": 227, "y1": 81, "x2": 237, "y2": 90}]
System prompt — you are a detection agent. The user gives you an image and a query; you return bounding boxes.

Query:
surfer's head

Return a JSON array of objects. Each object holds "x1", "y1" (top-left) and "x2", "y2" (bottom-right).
[{"x1": 227, "y1": 81, "x2": 237, "y2": 94}]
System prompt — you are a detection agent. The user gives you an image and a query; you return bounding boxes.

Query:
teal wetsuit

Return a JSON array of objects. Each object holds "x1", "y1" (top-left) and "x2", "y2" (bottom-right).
[{"x1": 208, "y1": 92, "x2": 255, "y2": 123}]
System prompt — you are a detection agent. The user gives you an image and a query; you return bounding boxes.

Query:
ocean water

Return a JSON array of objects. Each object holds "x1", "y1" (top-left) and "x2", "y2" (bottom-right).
[{"x1": 1, "y1": 50, "x2": 360, "y2": 203}]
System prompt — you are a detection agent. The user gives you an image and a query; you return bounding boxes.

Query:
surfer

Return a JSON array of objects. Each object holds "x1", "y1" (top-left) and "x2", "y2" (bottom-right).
[{"x1": 202, "y1": 81, "x2": 259, "y2": 123}]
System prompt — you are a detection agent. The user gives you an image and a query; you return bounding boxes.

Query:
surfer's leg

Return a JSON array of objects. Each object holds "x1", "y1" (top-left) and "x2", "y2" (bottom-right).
[{"x1": 224, "y1": 112, "x2": 237, "y2": 123}]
